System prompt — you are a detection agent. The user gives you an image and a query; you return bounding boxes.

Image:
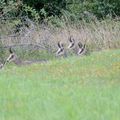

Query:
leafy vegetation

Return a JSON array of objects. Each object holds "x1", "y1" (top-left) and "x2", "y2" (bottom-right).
[
  {"x1": 0, "y1": 0, "x2": 120, "y2": 22},
  {"x1": 0, "y1": 49, "x2": 120, "y2": 120}
]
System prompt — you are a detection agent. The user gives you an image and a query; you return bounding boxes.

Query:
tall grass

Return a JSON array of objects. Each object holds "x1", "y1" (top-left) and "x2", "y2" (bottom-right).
[{"x1": 0, "y1": 18, "x2": 120, "y2": 61}]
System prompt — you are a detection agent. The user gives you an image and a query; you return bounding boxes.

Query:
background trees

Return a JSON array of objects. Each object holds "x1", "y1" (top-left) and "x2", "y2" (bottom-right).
[
  {"x1": 1, "y1": 0, "x2": 120, "y2": 22},
  {"x1": 0, "y1": 0, "x2": 120, "y2": 62}
]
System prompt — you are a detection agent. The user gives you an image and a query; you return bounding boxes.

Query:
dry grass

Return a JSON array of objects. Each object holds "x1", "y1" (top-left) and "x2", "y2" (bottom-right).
[{"x1": 0, "y1": 19, "x2": 120, "y2": 60}]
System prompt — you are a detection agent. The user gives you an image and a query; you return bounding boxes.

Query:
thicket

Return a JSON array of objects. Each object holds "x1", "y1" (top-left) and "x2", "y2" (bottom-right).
[
  {"x1": 0, "y1": 0, "x2": 120, "y2": 23},
  {"x1": 0, "y1": 0, "x2": 120, "y2": 62}
]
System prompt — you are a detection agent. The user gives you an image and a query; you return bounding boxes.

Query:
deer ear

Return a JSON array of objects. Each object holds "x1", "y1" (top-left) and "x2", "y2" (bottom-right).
[
  {"x1": 72, "y1": 38, "x2": 75, "y2": 43},
  {"x1": 9, "y1": 47, "x2": 13, "y2": 54},
  {"x1": 69, "y1": 36, "x2": 72, "y2": 42},
  {"x1": 78, "y1": 42, "x2": 83, "y2": 48},
  {"x1": 69, "y1": 36, "x2": 74, "y2": 42},
  {"x1": 78, "y1": 44, "x2": 86, "y2": 55},
  {"x1": 58, "y1": 42, "x2": 61, "y2": 48}
]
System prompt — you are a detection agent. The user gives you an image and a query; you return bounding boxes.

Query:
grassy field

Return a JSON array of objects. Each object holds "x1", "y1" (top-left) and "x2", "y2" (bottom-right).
[{"x1": 0, "y1": 49, "x2": 120, "y2": 120}]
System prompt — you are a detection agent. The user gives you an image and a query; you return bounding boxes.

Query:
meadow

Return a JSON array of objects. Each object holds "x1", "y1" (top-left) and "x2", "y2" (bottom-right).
[{"x1": 0, "y1": 49, "x2": 120, "y2": 120}]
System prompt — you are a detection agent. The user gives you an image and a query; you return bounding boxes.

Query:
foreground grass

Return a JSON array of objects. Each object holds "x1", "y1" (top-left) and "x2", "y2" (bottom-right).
[{"x1": 0, "y1": 49, "x2": 120, "y2": 120}]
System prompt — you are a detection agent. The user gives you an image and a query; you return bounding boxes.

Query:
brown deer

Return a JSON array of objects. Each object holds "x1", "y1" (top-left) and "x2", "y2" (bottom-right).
[
  {"x1": 56, "y1": 41, "x2": 64, "y2": 56},
  {"x1": 5, "y1": 47, "x2": 22, "y2": 65},
  {"x1": 77, "y1": 42, "x2": 86, "y2": 55},
  {"x1": 68, "y1": 36, "x2": 86, "y2": 55}
]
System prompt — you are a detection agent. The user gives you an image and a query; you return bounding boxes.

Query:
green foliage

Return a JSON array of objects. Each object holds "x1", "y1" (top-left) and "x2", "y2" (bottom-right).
[
  {"x1": 0, "y1": 0, "x2": 120, "y2": 26},
  {"x1": 66, "y1": 0, "x2": 120, "y2": 21},
  {"x1": 22, "y1": 4, "x2": 40, "y2": 22},
  {"x1": 23, "y1": 0, "x2": 67, "y2": 19},
  {"x1": 47, "y1": 15, "x2": 65, "y2": 27},
  {"x1": 0, "y1": 0, "x2": 22, "y2": 18},
  {"x1": 0, "y1": 0, "x2": 5, "y2": 8},
  {"x1": 0, "y1": 0, "x2": 120, "y2": 24}
]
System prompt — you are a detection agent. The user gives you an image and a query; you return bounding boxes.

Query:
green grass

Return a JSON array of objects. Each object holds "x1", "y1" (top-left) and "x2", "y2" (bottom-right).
[{"x1": 0, "y1": 49, "x2": 120, "y2": 120}]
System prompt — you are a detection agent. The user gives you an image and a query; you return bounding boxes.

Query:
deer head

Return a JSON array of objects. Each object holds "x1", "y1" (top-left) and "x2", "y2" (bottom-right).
[
  {"x1": 77, "y1": 42, "x2": 86, "y2": 55},
  {"x1": 68, "y1": 36, "x2": 75, "y2": 49},
  {"x1": 56, "y1": 41, "x2": 64, "y2": 56},
  {"x1": 6, "y1": 48, "x2": 18, "y2": 63}
]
